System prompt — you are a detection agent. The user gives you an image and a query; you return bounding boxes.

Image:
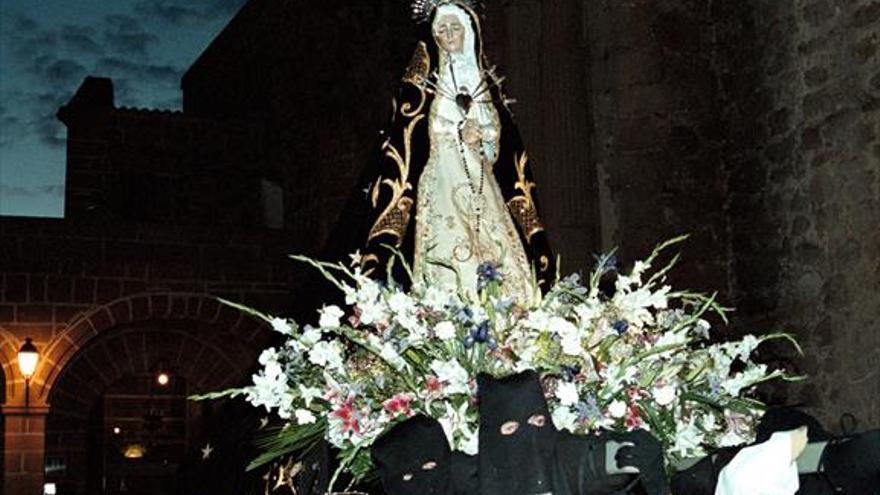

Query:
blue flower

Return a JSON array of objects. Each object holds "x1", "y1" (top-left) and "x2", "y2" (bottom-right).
[
  {"x1": 464, "y1": 320, "x2": 497, "y2": 350},
  {"x1": 575, "y1": 395, "x2": 603, "y2": 422},
  {"x1": 612, "y1": 320, "x2": 629, "y2": 335},
  {"x1": 477, "y1": 261, "x2": 503, "y2": 290},
  {"x1": 561, "y1": 364, "x2": 582, "y2": 382},
  {"x1": 453, "y1": 306, "x2": 474, "y2": 325},
  {"x1": 556, "y1": 273, "x2": 589, "y2": 300},
  {"x1": 593, "y1": 253, "x2": 619, "y2": 275},
  {"x1": 707, "y1": 376, "x2": 723, "y2": 399}
]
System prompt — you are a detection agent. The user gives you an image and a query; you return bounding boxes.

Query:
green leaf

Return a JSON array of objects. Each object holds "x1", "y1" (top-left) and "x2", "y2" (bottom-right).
[{"x1": 216, "y1": 297, "x2": 275, "y2": 324}]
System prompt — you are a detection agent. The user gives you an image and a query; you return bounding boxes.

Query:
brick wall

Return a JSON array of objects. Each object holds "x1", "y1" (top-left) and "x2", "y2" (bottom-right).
[
  {"x1": 59, "y1": 77, "x2": 270, "y2": 232},
  {"x1": 0, "y1": 216, "x2": 298, "y2": 492},
  {"x1": 1, "y1": 217, "x2": 295, "y2": 392}
]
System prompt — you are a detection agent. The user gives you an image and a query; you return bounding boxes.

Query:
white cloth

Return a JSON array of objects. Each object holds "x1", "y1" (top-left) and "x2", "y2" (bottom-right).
[
  {"x1": 413, "y1": 5, "x2": 533, "y2": 303},
  {"x1": 715, "y1": 430, "x2": 801, "y2": 495}
]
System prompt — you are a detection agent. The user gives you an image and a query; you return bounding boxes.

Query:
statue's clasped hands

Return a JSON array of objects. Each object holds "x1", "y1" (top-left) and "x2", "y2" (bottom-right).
[{"x1": 459, "y1": 118, "x2": 482, "y2": 149}]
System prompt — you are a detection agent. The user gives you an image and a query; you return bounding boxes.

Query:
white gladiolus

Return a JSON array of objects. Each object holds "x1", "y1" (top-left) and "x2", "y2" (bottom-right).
[
  {"x1": 300, "y1": 326, "x2": 322, "y2": 347},
  {"x1": 308, "y1": 341, "x2": 344, "y2": 371},
  {"x1": 299, "y1": 385, "x2": 323, "y2": 407},
  {"x1": 556, "y1": 381, "x2": 580, "y2": 406},
  {"x1": 608, "y1": 400, "x2": 628, "y2": 418},
  {"x1": 525, "y1": 309, "x2": 551, "y2": 330},
  {"x1": 549, "y1": 316, "x2": 583, "y2": 356},
  {"x1": 358, "y1": 299, "x2": 387, "y2": 326},
  {"x1": 431, "y1": 359, "x2": 470, "y2": 395},
  {"x1": 319, "y1": 305, "x2": 345, "y2": 329},
  {"x1": 258, "y1": 348, "x2": 279, "y2": 366},
  {"x1": 435, "y1": 321, "x2": 457, "y2": 340},
  {"x1": 552, "y1": 406, "x2": 579, "y2": 432},
  {"x1": 388, "y1": 291, "x2": 417, "y2": 316},
  {"x1": 653, "y1": 383, "x2": 677, "y2": 407},
  {"x1": 380, "y1": 343, "x2": 408, "y2": 371},
  {"x1": 672, "y1": 418, "x2": 706, "y2": 457},
  {"x1": 271, "y1": 317, "x2": 295, "y2": 335},
  {"x1": 295, "y1": 409, "x2": 317, "y2": 425}
]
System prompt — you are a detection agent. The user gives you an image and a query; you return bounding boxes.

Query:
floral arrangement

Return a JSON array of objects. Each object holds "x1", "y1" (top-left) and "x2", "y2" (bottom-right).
[{"x1": 196, "y1": 236, "x2": 799, "y2": 487}]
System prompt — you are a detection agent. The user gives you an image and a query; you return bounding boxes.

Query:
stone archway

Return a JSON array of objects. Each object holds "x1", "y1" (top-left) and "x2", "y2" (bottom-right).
[
  {"x1": 44, "y1": 321, "x2": 266, "y2": 494},
  {"x1": 6, "y1": 292, "x2": 274, "y2": 495},
  {"x1": 27, "y1": 292, "x2": 270, "y2": 407}
]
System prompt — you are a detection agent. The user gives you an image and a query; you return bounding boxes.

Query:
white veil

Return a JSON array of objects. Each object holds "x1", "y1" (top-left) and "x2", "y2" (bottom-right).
[{"x1": 433, "y1": 4, "x2": 483, "y2": 95}]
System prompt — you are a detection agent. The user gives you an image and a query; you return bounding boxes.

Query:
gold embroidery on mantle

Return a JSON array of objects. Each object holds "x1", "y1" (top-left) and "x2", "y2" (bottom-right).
[
  {"x1": 360, "y1": 253, "x2": 380, "y2": 276},
  {"x1": 401, "y1": 42, "x2": 430, "y2": 118},
  {"x1": 367, "y1": 114, "x2": 425, "y2": 245},
  {"x1": 506, "y1": 152, "x2": 545, "y2": 242}
]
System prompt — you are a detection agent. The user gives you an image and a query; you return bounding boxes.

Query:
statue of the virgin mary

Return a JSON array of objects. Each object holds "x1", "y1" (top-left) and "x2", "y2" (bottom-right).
[{"x1": 358, "y1": 0, "x2": 554, "y2": 302}]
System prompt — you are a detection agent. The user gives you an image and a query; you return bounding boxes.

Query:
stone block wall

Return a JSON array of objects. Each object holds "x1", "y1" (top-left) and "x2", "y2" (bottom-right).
[
  {"x1": 583, "y1": 0, "x2": 879, "y2": 427},
  {"x1": 721, "y1": 0, "x2": 880, "y2": 428}
]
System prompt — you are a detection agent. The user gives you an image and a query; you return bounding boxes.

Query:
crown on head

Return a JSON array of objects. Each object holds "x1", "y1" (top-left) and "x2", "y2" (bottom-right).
[{"x1": 411, "y1": 0, "x2": 481, "y2": 24}]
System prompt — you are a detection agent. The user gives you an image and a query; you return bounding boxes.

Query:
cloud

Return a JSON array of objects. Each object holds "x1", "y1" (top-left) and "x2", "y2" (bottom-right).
[
  {"x1": 102, "y1": 14, "x2": 159, "y2": 57},
  {"x1": 95, "y1": 57, "x2": 182, "y2": 86},
  {"x1": 44, "y1": 59, "x2": 88, "y2": 87},
  {"x1": 12, "y1": 31, "x2": 58, "y2": 66},
  {"x1": 13, "y1": 13, "x2": 38, "y2": 33},
  {"x1": 0, "y1": 184, "x2": 65, "y2": 198},
  {"x1": 60, "y1": 25, "x2": 104, "y2": 56},
  {"x1": 1, "y1": 0, "x2": 236, "y2": 156},
  {"x1": 35, "y1": 115, "x2": 67, "y2": 148},
  {"x1": 0, "y1": 116, "x2": 24, "y2": 148},
  {"x1": 133, "y1": 0, "x2": 247, "y2": 25}
]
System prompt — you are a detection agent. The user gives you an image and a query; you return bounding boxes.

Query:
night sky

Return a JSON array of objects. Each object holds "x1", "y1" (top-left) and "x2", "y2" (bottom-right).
[{"x1": 0, "y1": 0, "x2": 247, "y2": 217}]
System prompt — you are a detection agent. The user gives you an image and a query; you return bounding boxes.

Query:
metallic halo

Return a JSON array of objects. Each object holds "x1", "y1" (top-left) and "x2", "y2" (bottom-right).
[{"x1": 411, "y1": 0, "x2": 482, "y2": 24}]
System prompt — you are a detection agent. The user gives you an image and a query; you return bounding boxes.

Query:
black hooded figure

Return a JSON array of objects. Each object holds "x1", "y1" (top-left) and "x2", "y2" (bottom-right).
[
  {"x1": 371, "y1": 414, "x2": 480, "y2": 495},
  {"x1": 372, "y1": 415, "x2": 453, "y2": 495},
  {"x1": 354, "y1": 0, "x2": 556, "y2": 297},
  {"x1": 477, "y1": 370, "x2": 572, "y2": 495}
]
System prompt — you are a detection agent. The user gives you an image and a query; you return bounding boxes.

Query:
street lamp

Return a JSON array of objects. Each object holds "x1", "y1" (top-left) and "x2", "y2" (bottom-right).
[{"x1": 18, "y1": 337, "x2": 39, "y2": 408}]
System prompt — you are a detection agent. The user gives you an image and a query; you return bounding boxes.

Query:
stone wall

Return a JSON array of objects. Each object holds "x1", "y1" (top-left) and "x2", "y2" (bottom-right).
[
  {"x1": 486, "y1": 0, "x2": 601, "y2": 273},
  {"x1": 584, "y1": 0, "x2": 734, "y2": 295},
  {"x1": 583, "y1": 0, "x2": 879, "y2": 428},
  {"x1": 722, "y1": 0, "x2": 880, "y2": 428}
]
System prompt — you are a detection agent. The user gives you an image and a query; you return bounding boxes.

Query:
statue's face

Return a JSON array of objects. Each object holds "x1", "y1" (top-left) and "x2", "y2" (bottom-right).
[{"x1": 433, "y1": 14, "x2": 464, "y2": 53}]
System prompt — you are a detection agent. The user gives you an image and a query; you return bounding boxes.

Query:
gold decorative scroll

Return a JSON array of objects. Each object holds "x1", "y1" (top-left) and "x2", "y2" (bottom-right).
[
  {"x1": 402, "y1": 41, "x2": 430, "y2": 85},
  {"x1": 360, "y1": 253, "x2": 380, "y2": 276},
  {"x1": 367, "y1": 115, "x2": 425, "y2": 244},
  {"x1": 401, "y1": 42, "x2": 430, "y2": 117},
  {"x1": 506, "y1": 152, "x2": 545, "y2": 242}
]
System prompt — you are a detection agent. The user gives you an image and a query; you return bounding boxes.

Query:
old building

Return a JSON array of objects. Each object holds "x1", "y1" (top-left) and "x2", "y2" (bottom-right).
[{"x1": 2, "y1": 0, "x2": 878, "y2": 493}]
